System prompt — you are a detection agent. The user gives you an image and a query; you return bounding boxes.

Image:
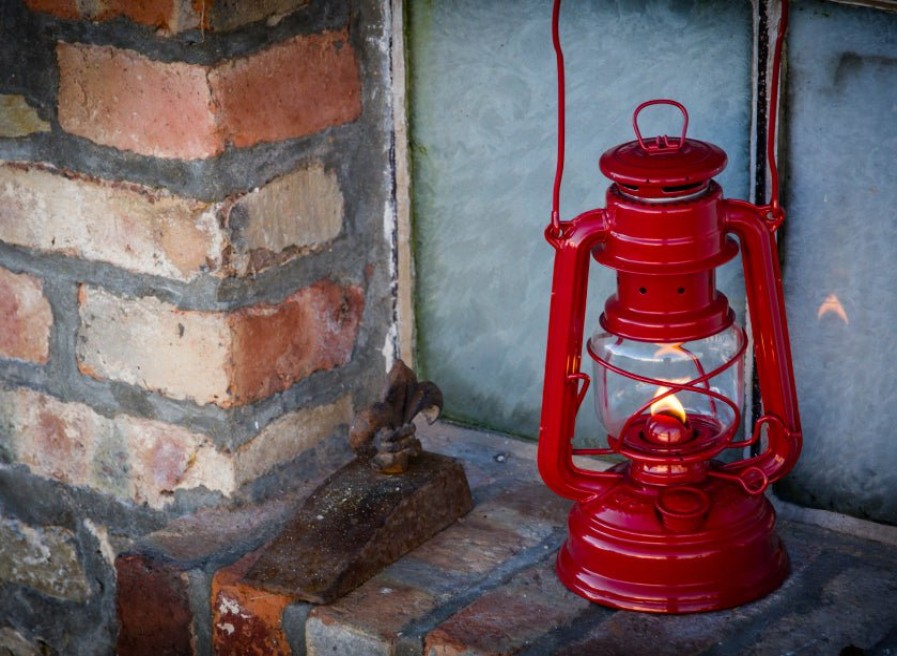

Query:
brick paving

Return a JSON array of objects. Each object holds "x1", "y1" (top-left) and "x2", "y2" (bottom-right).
[
  {"x1": 301, "y1": 422, "x2": 897, "y2": 656},
  {"x1": 116, "y1": 421, "x2": 897, "y2": 655}
]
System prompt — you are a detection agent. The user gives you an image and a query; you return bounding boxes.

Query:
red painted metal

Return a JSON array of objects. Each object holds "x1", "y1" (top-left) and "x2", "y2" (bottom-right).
[{"x1": 539, "y1": 0, "x2": 800, "y2": 613}]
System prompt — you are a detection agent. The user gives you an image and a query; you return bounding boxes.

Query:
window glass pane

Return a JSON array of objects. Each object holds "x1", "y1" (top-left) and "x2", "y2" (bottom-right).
[
  {"x1": 777, "y1": 0, "x2": 897, "y2": 523},
  {"x1": 409, "y1": 0, "x2": 752, "y2": 440}
]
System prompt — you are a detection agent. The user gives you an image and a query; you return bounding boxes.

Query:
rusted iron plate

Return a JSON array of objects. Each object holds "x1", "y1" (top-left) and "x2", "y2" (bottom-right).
[{"x1": 242, "y1": 451, "x2": 472, "y2": 604}]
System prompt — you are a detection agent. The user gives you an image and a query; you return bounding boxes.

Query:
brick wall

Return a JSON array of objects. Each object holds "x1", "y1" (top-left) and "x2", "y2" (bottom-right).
[{"x1": 0, "y1": 0, "x2": 397, "y2": 652}]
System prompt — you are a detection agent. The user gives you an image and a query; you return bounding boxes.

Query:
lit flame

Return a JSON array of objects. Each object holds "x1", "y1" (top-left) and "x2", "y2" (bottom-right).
[
  {"x1": 650, "y1": 386, "x2": 687, "y2": 423},
  {"x1": 817, "y1": 293, "x2": 849, "y2": 325}
]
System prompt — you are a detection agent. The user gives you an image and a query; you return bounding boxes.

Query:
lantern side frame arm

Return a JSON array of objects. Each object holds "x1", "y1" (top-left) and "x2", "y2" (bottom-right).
[
  {"x1": 721, "y1": 199, "x2": 803, "y2": 484},
  {"x1": 539, "y1": 209, "x2": 625, "y2": 502}
]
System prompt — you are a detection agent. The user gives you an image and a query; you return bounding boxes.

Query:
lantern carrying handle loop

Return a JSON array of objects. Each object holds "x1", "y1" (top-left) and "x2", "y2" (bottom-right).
[
  {"x1": 632, "y1": 99, "x2": 689, "y2": 153},
  {"x1": 761, "y1": 204, "x2": 787, "y2": 233},
  {"x1": 708, "y1": 466, "x2": 769, "y2": 496}
]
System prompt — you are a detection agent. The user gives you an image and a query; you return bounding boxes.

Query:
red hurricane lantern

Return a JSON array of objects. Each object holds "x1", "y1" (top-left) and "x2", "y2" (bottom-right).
[{"x1": 538, "y1": 2, "x2": 802, "y2": 613}]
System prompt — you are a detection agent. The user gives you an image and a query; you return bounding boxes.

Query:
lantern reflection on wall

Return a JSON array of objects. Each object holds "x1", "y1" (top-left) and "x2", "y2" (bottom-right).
[{"x1": 538, "y1": 1, "x2": 801, "y2": 614}]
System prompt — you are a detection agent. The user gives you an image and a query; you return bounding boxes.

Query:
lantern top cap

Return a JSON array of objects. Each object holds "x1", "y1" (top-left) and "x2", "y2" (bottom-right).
[{"x1": 599, "y1": 99, "x2": 727, "y2": 201}]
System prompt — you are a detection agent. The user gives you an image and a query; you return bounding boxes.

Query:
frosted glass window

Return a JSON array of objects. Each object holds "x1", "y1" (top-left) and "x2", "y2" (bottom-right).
[
  {"x1": 776, "y1": 0, "x2": 897, "y2": 524},
  {"x1": 409, "y1": 1, "x2": 752, "y2": 440}
]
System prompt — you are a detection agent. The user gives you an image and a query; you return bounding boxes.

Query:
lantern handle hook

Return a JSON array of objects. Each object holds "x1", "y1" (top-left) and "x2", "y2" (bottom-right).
[{"x1": 632, "y1": 99, "x2": 689, "y2": 153}]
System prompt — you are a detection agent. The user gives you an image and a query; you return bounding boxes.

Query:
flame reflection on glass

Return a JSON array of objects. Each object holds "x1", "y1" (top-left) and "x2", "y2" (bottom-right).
[
  {"x1": 817, "y1": 293, "x2": 849, "y2": 324},
  {"x1": 654, "y1": 343, "x2": 685, "y2": 358}
]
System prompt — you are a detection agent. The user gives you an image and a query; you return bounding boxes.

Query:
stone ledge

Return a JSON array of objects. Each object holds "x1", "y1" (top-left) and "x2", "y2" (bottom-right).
[{"x1": 112, "y1": 421, "x2": 897, "y2": 655}]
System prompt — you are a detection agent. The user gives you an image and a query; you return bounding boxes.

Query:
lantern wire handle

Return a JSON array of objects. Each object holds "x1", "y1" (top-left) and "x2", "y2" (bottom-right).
[
  {"x1": 550, "y1": 0, "x2": 789, "y2": 231},
  {"x1": 765, "y1": 0, "x2": 788, "y2": 228},
  {"x1": 549, "y1": 0, "x2": 565, "y2": 236}
]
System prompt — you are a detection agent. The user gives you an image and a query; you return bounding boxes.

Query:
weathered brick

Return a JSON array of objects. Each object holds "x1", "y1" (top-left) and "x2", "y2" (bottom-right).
[
  {"x1": 1, "y1": 387, "x2": 234, "y2": 508},
  {"x1": 206, "y1": 0, "x2": 311, "y2": 32},
  {"x1": 0, "y1": 516, "x2": 91, "y2": 601},
  {"x1": 211, "y1": 549, "x2": 293, "y2": 656},
  {"x1": 56, "y1": 31, "x2": 360, "y2": 158},
  {"x1": 0, "y1": 627, "x2": 44, "y2": 656},
  {"x1": 1, "y1": 383, "x2": 350, "y2": 507},
  {"x1": 0, "y1": 161, "x2": 339, "y2": 280},
  {"x1": 76, "y1": 286, "x2": 233, "y2": 405},
  {"x1": 115, "y1": 553, "x2": 194, "y2": 656},
  {"x1": 90, "y1": 0, "x2": 189, "y2": 32},
  {"x1": 233, "y1": 394, "x2": 353, "y2": 487},
  {"x1": 121, "y1": 414, "x2": 236, "y2": 509},
  {"x1": 22, "y1": 0, "x2": 79, "y2": 20},
  {"x1": 77, "y1": 281, "x2": 364, "y2": 407},
  {"x1": 26, "y1": 0, "x2": 198, "y2": 32},
  {"x1": 26, "y1": 0, "x2": 311, "y2": 33},
  {"x1": 226, "y1": 164, "x2": 344, "y2": 276},
  {"x1": 115, "y1": 554, "x2": 194, "y2": 656},
  {"x1": 423, "y1": 560, "x2": 591, "y2": 656},
  {"x1": 210, "y1": 30, "x2": 361, "y2": 149},
  {"x1": 0, "y1": 267, "x2": 52, "y2": 364},
  {"x1": 306, "y1": 580, "x2": 438, "y2": 656},
  {"x1": 57, "y1": 42, "x2": 221, "y2": 159},
  {"x1": 0, "y1": 95, "x2": 51, "y2": 138},
  {"x1": 228, "y1": 280, "x2": 364, "y2": 405},
  {"x1": 0, "y1": 163, "x2": 222, "y2": 280},
  {"x1": 408, "y1": 512, "x2": 537, "y2": 576}
]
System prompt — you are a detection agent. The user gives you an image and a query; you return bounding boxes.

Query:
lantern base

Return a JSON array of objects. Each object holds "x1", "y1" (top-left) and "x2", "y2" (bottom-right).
[{"x1": 557, "y1": 465, "x2": 789, "y2": 614}]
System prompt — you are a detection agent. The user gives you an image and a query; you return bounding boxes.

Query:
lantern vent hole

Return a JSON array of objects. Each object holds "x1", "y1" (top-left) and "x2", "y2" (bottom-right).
[
  {"x1": 639, "y1": 287, "x2": 647, "y2": 295},
  {"x1": 662, "y1": 182, "x2": 704, "y2": 195},
  {"x1": 677, "y1": 287, "x2": 686, "y2": 295}
]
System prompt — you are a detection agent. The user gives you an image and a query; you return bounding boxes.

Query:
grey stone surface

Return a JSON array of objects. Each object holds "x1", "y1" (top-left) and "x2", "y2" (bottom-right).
[
  {"x1": 412, "y1": 423, "x2": 897, "y2": 655},
  {"x1": 0, "y1": 627, "x2": 44, "y2": 656},
  {"x1": 777, "y1": 0, "x2": 897, "y2": 525},
  {"x1": 0, "y1": 516, "x2": 91, "y2": 601}
]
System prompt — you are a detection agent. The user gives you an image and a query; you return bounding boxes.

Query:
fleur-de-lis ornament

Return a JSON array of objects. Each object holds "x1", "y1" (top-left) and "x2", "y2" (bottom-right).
[{"x1": 349, "y1": 360, "x2": 444, "y2": 474}]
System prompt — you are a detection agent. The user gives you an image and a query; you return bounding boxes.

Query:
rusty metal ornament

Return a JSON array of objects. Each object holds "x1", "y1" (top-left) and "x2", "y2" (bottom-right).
[
  {"x1": 539, "y1": 0, "x2": 801, "y2": 613},
  {"x1": 349, "y1": 359, "x2": 443, "y2": 474},
  {"x1": 242, "y1": 360, "x2": 469, "y2": 604}
]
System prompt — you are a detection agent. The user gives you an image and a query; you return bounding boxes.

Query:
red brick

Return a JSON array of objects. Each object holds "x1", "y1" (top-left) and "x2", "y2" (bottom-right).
[
  {"x1": 26, "y1": 0, "x2": 313, "y2": 33},
  {"x1": 23, "y1": 0, "x2": 79, "y2": 20},
  {"x1": 424, "y1": 560, "x2": 590, "y2": 656},
  {"x1": 77, "y1": 280, "x2": 363, "y2": 407},
  {"x1": 93, "y1": 0, "x2": 179, "y2": 30},
  {"x1": 26, "y1": 0, "x2": 188, "y2": 31},
  {"x1": 115, "y1": 553, "x2": 194, "y2": 656},
  {"x1": 0, "y1": 267, "x2": 52, "y2": 364},
  {"x1": 56, "y1": 30, "x2": 360, "y2": 157},
  {"x1": 210, "y1": 29, "x2": 361, "y2": 149},
  {"x1": 211, "y1": 549, "x2": 293, "y2": 656},
  {"x1": 57, "y1": 42, "x2": 221, "y2": 159},
  {"x1": 2, "y1": 387, "x2": 235, "y2": 508},
  {"x1": 228, "y1": 280, "x2": 365, "y2": 405}
]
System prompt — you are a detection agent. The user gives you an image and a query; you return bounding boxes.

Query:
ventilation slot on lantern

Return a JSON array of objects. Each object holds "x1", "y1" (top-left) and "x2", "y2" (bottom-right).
[{"x1": 662, "y1": 182, "x2": 705, "y2": 195}]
